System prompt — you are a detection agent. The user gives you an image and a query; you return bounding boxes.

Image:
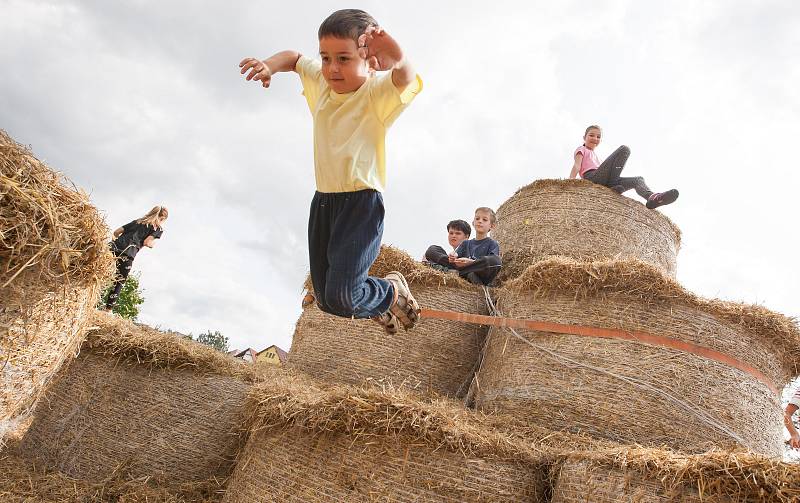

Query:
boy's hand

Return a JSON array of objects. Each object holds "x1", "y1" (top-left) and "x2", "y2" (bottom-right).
[
  {"x1": 239, "y1": 57, "x2": 273, "y2": 88},
  {"x1": 448, "y1": 252, "x2": 458, "y2": 264},
  {"x1": 791, "y1": 433, "x2": 800, "y2": 449},
  {"x1": 358, "y1": 26, "x2": 404, "y2": 72},
  {"x1": 453, "y1": 257, "x2": 474, "y2": 269}
]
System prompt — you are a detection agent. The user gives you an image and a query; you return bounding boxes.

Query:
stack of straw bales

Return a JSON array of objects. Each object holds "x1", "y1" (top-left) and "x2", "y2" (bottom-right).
[
  {"x1": 16, "y1": 311, "x2": 254, "y2": 484},
  {"x1": 290, "y1": 246, "x2": 489, "y2": 397},
  {"x1": 469, "y1": 180, "x2": 800, "y2": 460},
  {"x1": 222, "y1": 377, "x2": 800, "y2": 502},
  {"x1": 1, "y1": 130, "x2": 114, "y2": 442},
  {"x1": 493, "y1": 179, "x2": 681, "y2": 280}
]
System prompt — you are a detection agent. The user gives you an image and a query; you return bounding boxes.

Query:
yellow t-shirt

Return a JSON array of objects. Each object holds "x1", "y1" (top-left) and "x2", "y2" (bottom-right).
[{"x1": 295, "y1": 55, "x2": 422, "y2": 193}]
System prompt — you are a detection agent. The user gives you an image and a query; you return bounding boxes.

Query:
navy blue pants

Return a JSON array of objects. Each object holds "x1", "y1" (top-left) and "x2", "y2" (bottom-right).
[{"x1": 308, "y1": 190, "x2": 394, "y2": 319}]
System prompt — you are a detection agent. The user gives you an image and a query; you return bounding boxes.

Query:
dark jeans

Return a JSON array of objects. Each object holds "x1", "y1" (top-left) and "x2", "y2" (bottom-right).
[
  {"x1": 424, "y1": 245, "x2": 456, "y2": 269},
  {"x1": 458, "y1": 255, "x2": 502, "y2": 286},
  {"x1": 106, "y1": 254, "x2": 134, "y2": 308},
  {"x1": 583, "y1": 145, "x2": 653, "y2": 200},
  {"x1": 308, "y1": 190, "x2": 393, "y2": 319}
]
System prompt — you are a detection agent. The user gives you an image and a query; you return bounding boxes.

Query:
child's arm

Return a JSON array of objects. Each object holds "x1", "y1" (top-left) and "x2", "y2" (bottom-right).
[
  {"x1": 786, "y1": 404, "x2": 800, "y2": 448},
  {"x1": 143, "y1": 235, "x2": 157, "y2": 249},
  {"x1": 569, "y1": 152, "x2": 582, "y2": 179},
  {"x1": 359, "y1": 27, "x2": 415, "y2": 90},
  {"x1": 239, "y1": 51, "x2": 302, "y2": 89},
  {"x1": 112, "y1": 227, "x2": 124, "y2": 239}
]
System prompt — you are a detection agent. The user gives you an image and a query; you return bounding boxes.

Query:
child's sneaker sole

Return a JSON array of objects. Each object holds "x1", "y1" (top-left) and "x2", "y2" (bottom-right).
[
  {"x1": 385, "y1": 271, "x2": 420, "y2": 330},
  {"x1": 646, "y1": 189, "x2": 679, "y2": 209},
  {"x1": 372, "y1": 311, "x2": 400, "y2": 335}
]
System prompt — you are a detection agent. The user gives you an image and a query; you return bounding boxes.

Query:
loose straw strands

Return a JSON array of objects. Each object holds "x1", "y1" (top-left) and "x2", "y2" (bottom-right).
[
  {"x1": 0, "y1": 129, "x2": 114, "y2": 296},
  {"x1": 0, "y1": 453, "x2": 223, "y2": 503},
  {"x1": 84, "y1": 310, "x2": 256, "y2": 380}
]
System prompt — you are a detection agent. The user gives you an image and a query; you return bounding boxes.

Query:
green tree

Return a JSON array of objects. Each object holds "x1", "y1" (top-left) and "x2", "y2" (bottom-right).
[
  {"x1": 191, "y1": 330, "x2": 230, "y2": 353},
  {"x1": 98, "y1": 272, "x2": 145, "y2": 320}
]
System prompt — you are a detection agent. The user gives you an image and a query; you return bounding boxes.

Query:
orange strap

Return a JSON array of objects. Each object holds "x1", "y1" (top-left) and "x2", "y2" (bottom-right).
[{"x1": 420, "y1": 308, "x2": 779, "y2": 396}]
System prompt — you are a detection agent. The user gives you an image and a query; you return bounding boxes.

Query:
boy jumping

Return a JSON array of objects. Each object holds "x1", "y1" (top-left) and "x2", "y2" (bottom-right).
[{"x1": 239, "y1": 9, "x2": 422, "y2": 334}]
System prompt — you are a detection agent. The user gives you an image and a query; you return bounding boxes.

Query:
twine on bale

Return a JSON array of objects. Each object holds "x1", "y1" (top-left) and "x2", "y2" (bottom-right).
[
  {"x1": 471, "y1": 258, "x2": 797, "y2": 455},
  {"x1": 480, "y1": 289, "x2": 750, "y2": 448}
]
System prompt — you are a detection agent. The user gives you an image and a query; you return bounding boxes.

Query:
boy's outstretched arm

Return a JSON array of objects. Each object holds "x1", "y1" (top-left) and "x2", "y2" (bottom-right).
[
  {"x1": 239, "y1": 51, "x2": 301, "y2": 88},
  {"x1": 358, "y1": 27, "x2": 415, "y2": 90}
]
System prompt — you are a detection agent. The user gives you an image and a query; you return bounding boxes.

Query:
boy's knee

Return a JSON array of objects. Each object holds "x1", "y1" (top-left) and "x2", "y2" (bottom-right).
[
  {"x1": 619, "y1": 145, "x2": 631, "y2": 155},
  {"x1": 323, "y1": 282, "x2": 356, "y2": 317},
  {"x1": 487, "y1": 255, "x2": 502, "y2": 267},
  {"x1": 424, "y1": 245, "x2": 442, "y2": 259}
]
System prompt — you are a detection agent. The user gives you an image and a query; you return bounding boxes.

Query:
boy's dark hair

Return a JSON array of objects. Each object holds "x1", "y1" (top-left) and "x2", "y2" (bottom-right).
[
  {"x1": 447, "y1": 219, "x2": 471, "y2": 237},
  {"x1": 318, "y1": 9, "x2": 378, "y2": 42}
]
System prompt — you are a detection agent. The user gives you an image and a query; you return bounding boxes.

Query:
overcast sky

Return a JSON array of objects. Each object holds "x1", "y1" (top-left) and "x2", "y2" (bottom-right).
[{"x1": 2, "y1": 0, "x2": 798, "y2": 380}]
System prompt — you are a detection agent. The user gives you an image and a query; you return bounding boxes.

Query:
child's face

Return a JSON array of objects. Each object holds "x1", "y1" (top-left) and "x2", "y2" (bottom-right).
[
  {"x1": 447, "y1": 228, "x2": 468, "y2": 249},
  {"x1": 319, "y1": 36, "x2": 369, "y2": 94},
  {"x1": 583, "y1": 128, "x2": 602, "y2": 149},
  {"x1": 473, "y1": 211, "x2": 495, "y2": 235}
]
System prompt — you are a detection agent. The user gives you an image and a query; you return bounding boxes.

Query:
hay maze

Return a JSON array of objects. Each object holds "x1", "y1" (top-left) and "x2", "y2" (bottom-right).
[{"x1": 2, "y1": 128, "x2": 800, "y2": 501}]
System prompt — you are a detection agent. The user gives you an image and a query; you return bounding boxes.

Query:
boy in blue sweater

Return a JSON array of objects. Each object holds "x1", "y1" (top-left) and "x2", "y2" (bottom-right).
[{"x1": 449, "y1": 207, "x2": 502, "y2": 285}]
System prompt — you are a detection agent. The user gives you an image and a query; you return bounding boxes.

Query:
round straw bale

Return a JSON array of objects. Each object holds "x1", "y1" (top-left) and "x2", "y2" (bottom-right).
[
  {"x1": 493, "y1": 179, "x2": 681, "y2": 281},
  {"x1": 16, "y1": 312, "x2": 253, "y2": 484},
  {"x1": 552, "y1": 459, "x2": 711, "y2": 503},
  {"x1": 472, "y1": 258, "x2": 800, "y2": 456},
  {"x1": 551, "y1": 447, "x2": 800, "y2": 503},
  {"x1": 1, "y1": 130, "x2": 114, "y2": 441},
  {"x1": 224, "y1": 426, "x2": 543, "y2": 503},
  {"x1": 290, "y1": 246, "x2": 490, "y2": 397},
  {"x1": 0, "y1": 451, "x2": 222, "y2": 503},
  {"x1": 223, "y1": 381, "x2": 550, "y2": 503}
]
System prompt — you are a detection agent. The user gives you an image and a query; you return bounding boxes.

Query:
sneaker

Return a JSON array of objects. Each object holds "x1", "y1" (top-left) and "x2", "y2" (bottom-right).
[
  {"x1": 371, "y1": 311, "x2": 400, "y2": 335},
  {"x1": 426, "y1": 263, "x2": 450, "y2": 273},
  {"x1": 384, "y1": 271, "x2": 420, "y2": 330},
  {"x1": 646, "y1": 189, "x2": 679, "y2": 209}
]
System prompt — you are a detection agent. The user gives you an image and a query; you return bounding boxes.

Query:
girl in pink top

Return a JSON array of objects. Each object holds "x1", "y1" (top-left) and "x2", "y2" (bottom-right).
[{"x1": 569, "y1": 125, "x2": 678, "y2": 209}]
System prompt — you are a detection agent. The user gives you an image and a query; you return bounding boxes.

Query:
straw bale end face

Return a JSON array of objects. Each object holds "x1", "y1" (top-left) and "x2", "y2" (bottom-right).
[
  {"x1": 474, "y1": 259, "x2": 800, "y2": 457},
  {"x1": 493, "y1": 179, "x2": 681, "y2": 282},
  {"x1": 1, "y1": 130, "x2": 115, "y2": 442},
  {"x1": 17, "y1": 315, "x2": 254, "y2": 484},
  {"x1": 292, "y1": 246, "x2": 490, "y2": 397}
]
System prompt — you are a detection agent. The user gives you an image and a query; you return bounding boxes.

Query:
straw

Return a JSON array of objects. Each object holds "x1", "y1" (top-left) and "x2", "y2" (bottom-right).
[
  {"x1": 16, "y1": 311, "x2": 253, "y2": 484},
  {"x1": 293, "y1": 246, "x2": 490, "y2": 397},
  {"x1": 493, "y1": 179, "x2": 681, "y2": 282}
]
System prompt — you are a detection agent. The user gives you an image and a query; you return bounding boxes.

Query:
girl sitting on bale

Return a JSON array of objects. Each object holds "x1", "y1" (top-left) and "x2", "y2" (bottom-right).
[
  {"x1": 104, "y1": 205, "x2": 168, "y2": 310},
  {"x1": 569, "y1": 125, "x2": 679, "y2": 210}
]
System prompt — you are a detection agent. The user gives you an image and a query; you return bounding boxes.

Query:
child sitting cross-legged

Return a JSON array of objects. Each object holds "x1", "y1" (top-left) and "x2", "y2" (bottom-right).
[
  {"x1": 424, "y1": 219, "x2": 471, "y2": 273},
  {"x1": 450, "y1": 207, "x2": 502, "y2": 286}
]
